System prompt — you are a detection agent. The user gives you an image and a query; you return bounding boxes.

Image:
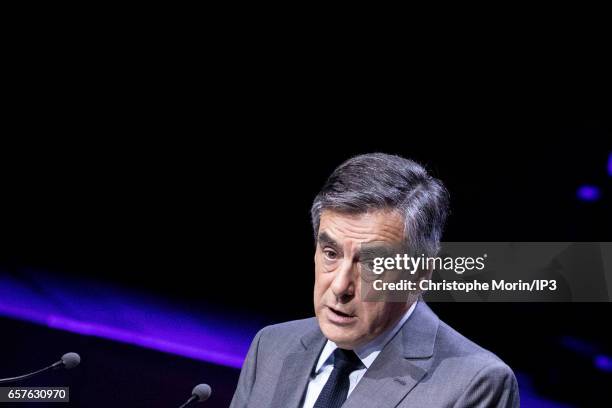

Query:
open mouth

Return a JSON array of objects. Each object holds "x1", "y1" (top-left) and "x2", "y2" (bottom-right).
[
  {"x1": 327, "y1": 306, "x2": 356, "y2": 324},
  {"x1": 330, "y1": 307, "x2": 353, "y2": 317}
]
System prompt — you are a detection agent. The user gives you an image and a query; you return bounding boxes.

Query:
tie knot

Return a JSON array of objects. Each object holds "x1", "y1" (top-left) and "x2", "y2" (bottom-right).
[{"x1": 333, "y1": 348, "x2": 364, "y2": 372}]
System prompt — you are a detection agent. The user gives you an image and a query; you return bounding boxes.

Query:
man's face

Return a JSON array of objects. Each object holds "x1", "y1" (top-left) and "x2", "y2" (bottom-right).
[{"x1": 314, "y1": 209, "x2": 411, "y2": 350}]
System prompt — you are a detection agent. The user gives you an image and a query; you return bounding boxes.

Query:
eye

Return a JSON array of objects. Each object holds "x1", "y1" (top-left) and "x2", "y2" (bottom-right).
[{"x1": 323, "y1": 248, "x2": 338, "y2": 261}]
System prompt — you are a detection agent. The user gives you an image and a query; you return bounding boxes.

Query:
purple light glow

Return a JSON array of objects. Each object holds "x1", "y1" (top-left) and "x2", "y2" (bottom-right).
[
  {"x1": 608, "y1": 152, "x2": 612, "y2": 176},
  {"x1": 594, "y1": 355, "x2": 612, "y2": 373},
  {"x1": 0, "y1": 270, "x2": 259, "y2": 369},
  {"x1": 559, "y1": 336, "x2": 598, "y2": 355},
  {"x1": 577, "y1": 185, "x2": 601, "y2": 202},
  {"x1": 560, "y1": 336, "x2": 612, "y2": 374}
]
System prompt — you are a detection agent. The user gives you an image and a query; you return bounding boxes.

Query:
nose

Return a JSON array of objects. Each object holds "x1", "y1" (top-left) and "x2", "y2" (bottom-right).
[{"x1": 330, "y1": 257, "x2": 356, "y2": 302}]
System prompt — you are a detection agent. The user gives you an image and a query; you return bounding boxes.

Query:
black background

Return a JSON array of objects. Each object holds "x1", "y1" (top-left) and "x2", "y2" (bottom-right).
[
  {"x1": 1, "y1": 47, "x2": 611, "y2": 406},
  {"x1": 2, "y1": 125, "x2": 610, "y2": 318}
]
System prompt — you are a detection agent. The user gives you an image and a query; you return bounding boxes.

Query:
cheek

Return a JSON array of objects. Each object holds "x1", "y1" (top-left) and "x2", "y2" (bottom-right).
[
  {"x1": 314, "y1": 252, "x2": 332, "y2": 279},
  {"x1": 313, "y1": 258, "x2": 329, "y2": 301},
  {"x1": 314, "y1": 271, "x2": 331, "y2": 297},
  {"x1": 359, "y1": 302, "x2": 385, "y2": 325},
  {"x1": 314, "y1": 251, "x2": 325, "y2": 277}
]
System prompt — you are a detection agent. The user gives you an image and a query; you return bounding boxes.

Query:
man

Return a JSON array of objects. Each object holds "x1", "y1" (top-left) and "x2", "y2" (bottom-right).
[{"x1": 231, "y1": 153, "x2": 519, "y2": 407}]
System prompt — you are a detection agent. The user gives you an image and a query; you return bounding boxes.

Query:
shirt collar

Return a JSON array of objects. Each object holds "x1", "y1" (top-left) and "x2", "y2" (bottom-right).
[{"x1": 315, "y1": 300, "x2": 417, "y2": 373}]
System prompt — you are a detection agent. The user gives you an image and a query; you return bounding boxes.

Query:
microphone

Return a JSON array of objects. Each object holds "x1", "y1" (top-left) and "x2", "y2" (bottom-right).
[
  {"x1": 177, "y1": 383, "x2": 211, "y2": 407},
  {"x1": 0, "y1": 352, "x2": 81, "y2": 384}
]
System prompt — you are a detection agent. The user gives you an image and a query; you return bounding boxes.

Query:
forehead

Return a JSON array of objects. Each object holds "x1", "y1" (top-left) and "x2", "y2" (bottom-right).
[{"x1": 318, "y1": 210, "x2": 405, "y2": 245}]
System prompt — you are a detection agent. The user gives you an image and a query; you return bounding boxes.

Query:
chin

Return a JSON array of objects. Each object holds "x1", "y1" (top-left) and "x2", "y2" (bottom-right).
[{"x1": 319, "y1": 320, "x2": 359, "y2": 348}]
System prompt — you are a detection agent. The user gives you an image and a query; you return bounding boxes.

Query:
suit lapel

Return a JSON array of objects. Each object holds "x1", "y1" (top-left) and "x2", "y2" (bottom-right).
[
  {"x1": 342, "y1": 340, "x2": 429, "y2": 408},
  {"x1": 344, "y1": 301, "x2": 440, "y2": 408},
  {"x1": 270, "y1": 324, "x2": 326, "y2": 408}
]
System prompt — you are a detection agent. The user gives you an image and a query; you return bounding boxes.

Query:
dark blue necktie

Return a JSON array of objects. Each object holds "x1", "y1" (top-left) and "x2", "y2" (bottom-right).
[{"x1": 313, "y1": 348, "x2": 365, "y2": 408}]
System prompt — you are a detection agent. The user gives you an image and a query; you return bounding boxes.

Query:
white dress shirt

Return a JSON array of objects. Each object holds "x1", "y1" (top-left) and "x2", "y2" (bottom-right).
[{"x1": 302, "y1": 301, "x2": 417, "y2": 408}]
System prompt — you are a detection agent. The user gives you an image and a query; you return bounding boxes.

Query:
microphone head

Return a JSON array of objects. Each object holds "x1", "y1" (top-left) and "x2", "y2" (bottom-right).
[
  {"x1": 61, "y1": 352, "x2": 81, "y2": 369},
  {"x1": 191, "y1": 384, "x2": 211, "y2": 402}
]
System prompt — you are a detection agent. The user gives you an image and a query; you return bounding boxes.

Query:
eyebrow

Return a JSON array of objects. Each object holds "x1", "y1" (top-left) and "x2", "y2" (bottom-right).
[
  {"x1": 317, "y1": 232, "x2": 339, "y2": 248},
  {"x1": 317, "y1": 232, "x2": 363, "y2": 260}
]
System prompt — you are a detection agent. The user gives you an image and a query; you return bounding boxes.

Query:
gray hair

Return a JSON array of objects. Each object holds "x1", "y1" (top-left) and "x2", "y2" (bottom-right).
[{"x1": 311, "y1": 153, "x2": 450, "y2": 257}]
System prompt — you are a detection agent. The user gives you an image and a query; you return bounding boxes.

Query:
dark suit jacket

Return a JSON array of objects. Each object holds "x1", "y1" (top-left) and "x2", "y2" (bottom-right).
[{"x1": 231, "y1": 301, "x2": 519, "y2": 407}]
